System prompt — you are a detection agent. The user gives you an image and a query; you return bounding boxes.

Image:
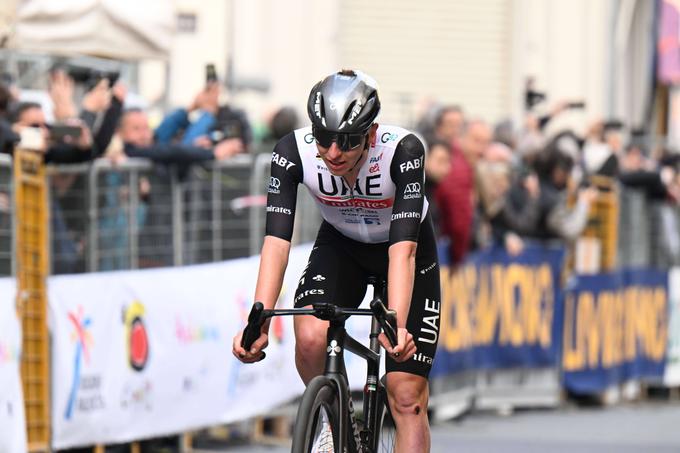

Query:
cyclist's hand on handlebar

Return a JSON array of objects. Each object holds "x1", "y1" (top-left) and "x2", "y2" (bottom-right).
[
  {"x1": 379, "y1": 327, "x2": 416, "y2": 363},
  {"x1": 232, "y1": 330, "x2": 268, "y2": 363}
]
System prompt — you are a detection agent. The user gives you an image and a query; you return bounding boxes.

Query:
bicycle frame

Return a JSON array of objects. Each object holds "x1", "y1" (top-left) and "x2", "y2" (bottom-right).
[
  {"x1": 324, "y1": 309, "x2": 385, "y2": 452},
  {"x1": 244, "y1": 281, "x2": 396, "y2": 451}
]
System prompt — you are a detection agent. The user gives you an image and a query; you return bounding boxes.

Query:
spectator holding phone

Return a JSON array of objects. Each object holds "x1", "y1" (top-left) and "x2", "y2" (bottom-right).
[{"x1": 8, "y1": 102, "x2": 92, "y2": 163}]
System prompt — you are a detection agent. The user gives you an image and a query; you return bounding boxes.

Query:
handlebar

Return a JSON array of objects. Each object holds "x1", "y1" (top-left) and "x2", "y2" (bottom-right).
[
  {"x1": 241, "y1": 302, "x2": 264, "y2": 351},
  {"x1": 240, "y1": 299, "x2": 399, "y2": 352},
  {"x1": 369, "y1": 299, "x2": 398, "y2": 348}
]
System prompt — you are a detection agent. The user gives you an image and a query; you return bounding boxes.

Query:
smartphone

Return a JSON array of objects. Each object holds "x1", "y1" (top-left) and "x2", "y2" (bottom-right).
[
  {"x1": 206, "y1": 63, "x2": 217, "y2": 83},
  {"x1": 49, "y1": 124, "x2": 82, "y2": 142}
]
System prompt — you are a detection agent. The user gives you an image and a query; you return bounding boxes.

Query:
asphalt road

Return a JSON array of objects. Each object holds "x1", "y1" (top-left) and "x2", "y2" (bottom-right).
[{"x1": 195, "y1": 401, "x2": 680, "y2": 452}]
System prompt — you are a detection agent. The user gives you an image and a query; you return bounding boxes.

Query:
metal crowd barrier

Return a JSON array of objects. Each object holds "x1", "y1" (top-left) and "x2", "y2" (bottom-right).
[
  {"x1": 617, "y1": 186, "x2": 680, "y2": 269},
  {"x1": 45, "y1": 155, "x2": 321, "y2": 275},
  {"x1": 0, "y1": 153, "x2": 13, "y2": 276},
  {"x1": 37, "y1": 158, "x2": 680, "y2": 277}
]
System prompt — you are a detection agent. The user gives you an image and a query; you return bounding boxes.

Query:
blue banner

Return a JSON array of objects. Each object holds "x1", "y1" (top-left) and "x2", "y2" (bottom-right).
[
  {"x1": 432, "y1": 244, "x2": 565, "y2": 377},
  {"x1": 561, "y1": 269, "x2": 668, "y2": 394}
]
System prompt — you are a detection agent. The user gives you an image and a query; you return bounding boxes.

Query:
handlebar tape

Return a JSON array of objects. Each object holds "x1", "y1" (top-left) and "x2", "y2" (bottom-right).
[
  {"x1": 241, "y1": 302, "x2": 264, "y2": 350},
  {"x1": 370, "y1": 299, "x2": 398, "y2": 348}
]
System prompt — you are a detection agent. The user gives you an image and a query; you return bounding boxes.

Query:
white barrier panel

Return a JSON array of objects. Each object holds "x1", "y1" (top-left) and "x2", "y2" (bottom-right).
[
  {"x1": 0, "y1": 278, "x2": 27, "y2": 453},
  {"x1": 665, "y1": 267, "x2": 680, "y2": 386},
  {"x1": 49, "y1": 244, "x2": 372, "y2": 449}
]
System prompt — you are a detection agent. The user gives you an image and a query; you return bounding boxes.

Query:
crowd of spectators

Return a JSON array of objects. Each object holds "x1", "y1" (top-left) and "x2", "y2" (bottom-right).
[
  {"x1": 0, "y1": 66, "x2": 266, "y2": 273},
  {"x1": 418, "y1": 99, "x2": 680, "y2": 268},
  {"x1": 2, "y1": 65, "x2": 680, "y2": 273}
]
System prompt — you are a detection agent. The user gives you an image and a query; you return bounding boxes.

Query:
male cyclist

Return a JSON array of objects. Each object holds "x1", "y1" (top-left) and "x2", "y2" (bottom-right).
[{"x1": 233, "y1": 69, "x2": 440, "y2": 452}]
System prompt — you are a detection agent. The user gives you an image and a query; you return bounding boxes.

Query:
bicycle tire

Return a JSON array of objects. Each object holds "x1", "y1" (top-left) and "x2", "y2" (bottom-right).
[
  {"x1": 292, "y1": 376, "x2": 342, "y2": 453},
  {"x1": 372, "y1": 382, "x2": 396, "y2": 453}
]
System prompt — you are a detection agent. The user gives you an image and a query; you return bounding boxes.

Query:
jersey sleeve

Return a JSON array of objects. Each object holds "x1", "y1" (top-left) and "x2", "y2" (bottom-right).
[
  {"x1": 264, "y1": 132, "x2": 303, "y2": 241},
  {"x1": 389, "y1": 133, "x2": 426, "y2": 245}
]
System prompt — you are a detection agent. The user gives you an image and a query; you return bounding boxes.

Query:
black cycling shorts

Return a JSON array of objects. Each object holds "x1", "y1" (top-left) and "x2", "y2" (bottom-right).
[{"x1": 293, "y1": 213, "x2": 441, "y2": 378}]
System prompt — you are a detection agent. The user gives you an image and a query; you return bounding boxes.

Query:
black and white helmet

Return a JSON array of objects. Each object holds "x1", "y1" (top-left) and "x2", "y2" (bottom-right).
[{"x1": 307, "y1": 69, "x2": 381, "y2": 133}]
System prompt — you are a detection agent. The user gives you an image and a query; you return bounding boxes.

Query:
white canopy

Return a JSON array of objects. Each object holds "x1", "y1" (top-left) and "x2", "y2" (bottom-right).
[{"x1": 4, "y1": 0, "x2": 175, "y2": 60}]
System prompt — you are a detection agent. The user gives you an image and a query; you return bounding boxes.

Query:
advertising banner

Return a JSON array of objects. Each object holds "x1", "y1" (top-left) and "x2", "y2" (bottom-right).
[
  {"x1": 664, "y1": 268, "x2": 680, "y2": 386},
  {"x1": 0, "y1": 278, "x2": 27, "y2": 453},
  {"x1": 49, "y1": 244, "x2": 374, "y2": 449},
  {"x1": 561, "y1": 269, "x2": 668, "y2": 394},
  {"x1": 432, "y1": 245, "x2": 565, "y2": 377}
]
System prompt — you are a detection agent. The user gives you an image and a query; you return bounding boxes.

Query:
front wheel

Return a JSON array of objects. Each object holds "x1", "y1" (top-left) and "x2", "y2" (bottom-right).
[
  {"x1": 371, "y1": 381, "x2": 396, "y2": 453},
  {"x1": 292, "y1": 376, "x2": 341, "y2": 453}
]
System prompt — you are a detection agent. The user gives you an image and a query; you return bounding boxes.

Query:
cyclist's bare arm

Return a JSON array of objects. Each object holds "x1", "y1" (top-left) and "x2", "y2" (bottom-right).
[
  {"x1": 255, "y1": 235, "x2": 291, "y2": 310},
  {"x1": 233, "y1": 134, "x2": 301, "y2": 363},
  {"x1": 383, "y1": 240, "x2": 418, "y2": 361},
  {"x1": 232, "y1": 235, "x2": 290, "y2": 362},
  {"x1": 381, "y1": 134, "x2": 427, "y2": 362}
]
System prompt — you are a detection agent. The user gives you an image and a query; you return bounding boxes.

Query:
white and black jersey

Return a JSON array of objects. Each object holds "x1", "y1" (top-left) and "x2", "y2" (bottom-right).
[{"x1": 266, "y1": 125, "x2": 429, "y2": 245}]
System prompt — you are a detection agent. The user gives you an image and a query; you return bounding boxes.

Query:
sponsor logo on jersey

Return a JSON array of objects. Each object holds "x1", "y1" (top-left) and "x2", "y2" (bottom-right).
[
  {"x1": 381, "y1": 132, "x2": 399, "y2": 143},
  {"x1": 312, "y1": 274, "x2": 326, "y2": 282},
  {"x1": 317, "y1": 196, "x2": 394, "y2": 209},
  {"x1": 268, "y1": 177, "x2": 280, "y2": 194},
  {"x1": 412, "y1": 352, "x2": 433, "y2": 365},
  {"x1": 391, "y1": 211, "x2": 421, "y2": 220},
  {"x1": 295, "y1": 288, "x2": 325, "y2": 303},
  {"x1": 418, "y1": 299, "x2": 440, "y2": 345},
  {"x1": 304, "y1": 133, "x2": 315, "y2": 144},
  {"x1": 369, "y1": 163, "x2": 380, "y2": 173},
  {"x1": 317, "y1": 173, "x2": 382, "y2": 197},
  {"x1": 369, "y1": 152, "x2": 383, "y2": 163},
  {"x1": 344, "y1": 217, "x2": 382, "y2": 225},
  {"x1": 399, "y1": 156, "x2": 423, "y2": 173},
  {"x1": 403, "y1": 182, "x2": 421, "y2": 199},
  {"x1": 266, "y1": 206, "x2": 292, "y2": 215},
  {"x1": 419, "y1": 262, "x2": 436, "y2": 275},
  {"x1": 272, "y1": 152, "x2": 296, "y2": 170}
]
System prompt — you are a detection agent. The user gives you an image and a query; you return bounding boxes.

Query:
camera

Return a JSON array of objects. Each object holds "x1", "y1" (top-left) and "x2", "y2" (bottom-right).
[
  {"x1": 525, "y1": 77, "x2": 546, "y2": 111},
  {"x1": 53, "y1": 63, "x2": 120, "y2": 92}
]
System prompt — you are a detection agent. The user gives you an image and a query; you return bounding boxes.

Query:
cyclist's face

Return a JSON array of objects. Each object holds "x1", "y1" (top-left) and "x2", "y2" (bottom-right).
[{"x1": 316, "y1": 124, "x2": 377, "y2": 176}]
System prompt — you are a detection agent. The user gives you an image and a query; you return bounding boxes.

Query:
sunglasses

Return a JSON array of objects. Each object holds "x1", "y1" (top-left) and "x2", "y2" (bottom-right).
[{"x1": 312, "y1": 126, "x2": 366, "y2": 152}]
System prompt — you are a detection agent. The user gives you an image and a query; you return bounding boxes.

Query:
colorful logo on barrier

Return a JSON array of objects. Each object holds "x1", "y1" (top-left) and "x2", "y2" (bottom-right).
[
  {"x1": 175, "y1": 317, "x2": 220, "y2": 344},
  {"x1": 64, "y1": 306, "x2": 93, "y2": 420},
  {"x1": 0, "y1": 340, "x2": 19, "y2": 365},
  {"x1": 123, "y1": 301, "x2": 149, "y2": 372}
]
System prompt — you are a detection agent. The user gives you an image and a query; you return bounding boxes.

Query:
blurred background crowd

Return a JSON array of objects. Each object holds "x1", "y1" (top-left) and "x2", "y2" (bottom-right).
[
  {"x1": 2, "y1": 60, "x2": 680, "y2": 276},
  {"x1": 1, "y1": 0, "x2": 677, "y2": 278}
]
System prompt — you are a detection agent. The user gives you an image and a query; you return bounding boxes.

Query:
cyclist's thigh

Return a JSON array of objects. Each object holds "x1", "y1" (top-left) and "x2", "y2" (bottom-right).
[
  {"x1": 293, "y1": 224, "x2": 367, "y2": 309},
  {"x1": 385, "y1": 255, "x2": 441, "y2": 378}
]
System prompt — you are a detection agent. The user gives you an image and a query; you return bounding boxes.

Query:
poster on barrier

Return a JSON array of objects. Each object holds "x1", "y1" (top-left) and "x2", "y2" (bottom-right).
[
  {"x1": 50, "y1": 244, "x2": 373, "y2": 449},
  {"x1": 432, "y1": 244, "x2": 565, "y2": 377},
  {"x1": 0, "y1": 278, "x2": 28, "y2": 453},
  {"x1": 664, "y1": 267, "x2": 680, "y2": 386},
  {"x1": 561, "y1": 269, "x2": 668, "y2": 394}
]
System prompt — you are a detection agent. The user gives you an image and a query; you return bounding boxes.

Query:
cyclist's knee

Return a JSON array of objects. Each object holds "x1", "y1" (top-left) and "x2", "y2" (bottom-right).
[
  {"x1": 386, "y1": 373, "x2": 428, "y2": 418},
  {"x1": 294, "y1": 323, "x2": 327, "y2": 358}
]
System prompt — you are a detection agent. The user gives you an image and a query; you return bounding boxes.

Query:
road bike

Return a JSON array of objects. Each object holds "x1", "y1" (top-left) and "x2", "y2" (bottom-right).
[{"x1": 242, "y1": 277, "x2": 398, "y2": 452}]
